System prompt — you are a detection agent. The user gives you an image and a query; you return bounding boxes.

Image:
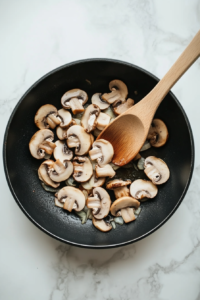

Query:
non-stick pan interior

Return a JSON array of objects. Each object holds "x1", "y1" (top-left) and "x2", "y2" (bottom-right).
[{"x1": 3, "y1": 59, "x2": 194, "y2": 248}]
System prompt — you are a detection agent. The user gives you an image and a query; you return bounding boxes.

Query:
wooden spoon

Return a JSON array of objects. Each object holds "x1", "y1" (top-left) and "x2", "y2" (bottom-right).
[{"x1": 98, "y1": 30, "x2": 200, "y2": 166}]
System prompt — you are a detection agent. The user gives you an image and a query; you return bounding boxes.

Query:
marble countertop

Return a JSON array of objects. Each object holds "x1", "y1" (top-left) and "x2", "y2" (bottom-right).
[{"x1": 1, "y1": 0, "x2": 200, "y2": 299}]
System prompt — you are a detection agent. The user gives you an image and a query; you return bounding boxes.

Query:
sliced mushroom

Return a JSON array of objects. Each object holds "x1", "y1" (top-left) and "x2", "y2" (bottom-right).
[
  {"x1": 96, "y1": 112, "x2": 111, "y2": 130},
  {"x1": 81, "y1": 171, "x2": 106, "y2": 190},
  {"x1": 87, "y1": 187, "x2": 111, "y2": 219},
  {"x1": 55, "y1": 186, "x2": 85, "y2": 212},
  {"x1": 113, "y1": 98, "x2": 134, "y2": 115},
  {"x1": 91, "y1": 93, "x2": 110, "y2": 110},
  {"x1": 106, "y1": 179, "x2": 131, "y2": 199},
  {"x1": 53, "y1": 140, "x2": 73, "y2": 163},
  {"x1": 34, "y1": 104, "x2": 61, "y2": 129},
  {"x1": 89, "y1": 139, "x2": 114, "y2": 167},
  {"x1": 73, "y1": 156, "x2": 93, "y2": 182},
  {"x1": 56, "y1": 126, "x2": 68, "y2": 140},
  {"x1": 67, "y1": 125, "x2": 92, "y2": 155},
  {"x1": 81, "y1": 104, "x2": 100, "y2": 133},
  {"x1": 144, "y1": 156, "x2": 170, "y2": 185},
  {"x1": 29, "y1": 129, "x2": 56, "y2": 159},
  {"x1": 38, "y1": 160, "x2": 60, "y2": 188},
  {"x1": 92, "y1": 218, "x2": 112, "y2": 232},
  {"x1": 102, "y1": 80, "x2": 128, "y2": 104},
  {"x1": 130, "y1": 179, "x2": 158, "y2": 200},
  {"x1": 49, "y1": 159, "x2": 73, "y2": 182},
  {"x1": 147, "y1": 119, "x2": 169, "y2": 147},
  {"x1": 95, "y1": 164, "x2": 116, "y2": 178},
  {"x1": 61, "y1": 89, "x2": 88, "y2": 114},
  {"x1": 110, "y1": 196, "x2": 140, "y2": 223},
  {"x1": 57, "y1": 109, "x2": 72, "y2": 128}
]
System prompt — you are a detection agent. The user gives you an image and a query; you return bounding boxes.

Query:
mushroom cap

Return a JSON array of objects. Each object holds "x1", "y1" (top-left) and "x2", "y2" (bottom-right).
[
  {"x1": 92, "y1": 218, "x2": 112, "y2": 232},
  {"x1": 113, "y1": 98, "x2": 134, "y2": 115},
  {"x1": 130, "y1": 179, "x2": 158, "y2": 200},
  {"x1": 57, "y1": 109, "x2": 72, "y2": 128},
  {"x1": 34, "y1": 104, "x2": 59, "y2": 129},
  {"x1": 81, "y1": 104, "x2": 100, "y2": 133},
  {"x1": 38, "y1": 160, "x2": 60, "y2": 188},
  {"x1": 29, "y1": 129, "x2": 55, "y2": 159},
  {"x1": 56, "y1": 186, "x2": 85, "y2": 212},
  {"x1": 56, "y1": 126, "x2": 68, "y2": 140},
  {"x1": 53, "y1": 140, "x2": 73, "y2": 162},
  {"x1": 147, "y1": 119, "x2": 169, "y2": 147},
  {"x1": 49, "y1": 159, "x2": 73, "y2": 182},
  {"x1": 144, "y1": 156, "x2": 170, "y2": 185},
  {"x1": 110, "y1": 196, "x2": 140, "y2": 217},
  {"x1": 73, "y1": 156, "x2": 93, "y2": 182},
  {"x1": 91, "y1": 93, "x2": 110, "y2": 110},
  {"x1": 87, "y1": 187, "x2": 111, "y2": 219},
  {"x1": 102, "y1": 80, "x2": 128, "y2": 104},
  {"x1": 61, "y1": 89, "x2": 88, "y2": 108},
  {"x1": 67, "y1": 125, "x2": 92, "y2": 155},
  {"x1": 89, "y1": 139, "x2": 114, "y2": 167},
  {"x1": 106, "y1": 179, "x2": 131, "y2": 190}
]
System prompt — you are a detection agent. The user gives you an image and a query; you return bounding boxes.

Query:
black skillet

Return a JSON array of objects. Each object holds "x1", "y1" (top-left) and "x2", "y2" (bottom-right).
[{"x1": 3, "y1": 59, "x2": 194, "y2": 248}]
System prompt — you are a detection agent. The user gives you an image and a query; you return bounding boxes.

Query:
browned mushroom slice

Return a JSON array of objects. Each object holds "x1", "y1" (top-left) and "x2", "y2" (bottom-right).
[
  {"x1": 29, "y1": 129, "x2": 56, "y2": 159},
  {"x1": 38, "y1": 160, "x2": 60, "y2": 188},
  {"x1": 67, "y1": 125, "x2": 92, "y2": 155},
  {"x1": 73, "y1": 156, "x2": 93, "y2": 182},
  {"x1": 61, "y1": 89, "x2": 88, "y2": 114},
  {"x1": 87, "y1": 187, "x2": 111, "y2": 219},
  {"x1": 130, "y1": 179, "x2": 158, "y2": 200},
  {"x1": 34, "y1": 104, "x2": 61, "y2": 129},
  {"x1": 113, "y1": 98, "x2": 134, "y2": 115},
  {"x1": 110, "y1": 197, "x2": 140, "y2": 223},
  {"x1": 106, "y1": 179, "x2": 131, "y2": 198},
  {"x1": 89, "y1": 139, "x2": 114, "y2": 167},
  {"x1": 81, "y1": 104, "x2": 100, "y2": 133},
  {"x1": 55, "y1": 186, "x2": 85, "y2": 212},
  {"x1": 49, "y1": 159, "x2": 73, "y2": 182},
  {"x1": 144, "y1": 156, "x2": 170, "y2": 185},
  {"x1": 53, "y1": 140, "x2": 73, "y2": 162},
  {"x1": 92, "y1": 218, "x2": 112, "y2": 232},
  {"x1": 91, "y1": 93, "x2": 110, "y2": 110},
  {"x1": 147, "y1": 119, "x2": 169, "y2": 147},
  {"x1": 102, "y1": 80, "x2": 128, "y2": 104}
]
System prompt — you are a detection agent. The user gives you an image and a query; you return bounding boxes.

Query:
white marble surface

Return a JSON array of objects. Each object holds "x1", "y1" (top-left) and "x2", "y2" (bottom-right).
[{"x1": 0, "y1": 0, "x2": 200, "y2": 299}]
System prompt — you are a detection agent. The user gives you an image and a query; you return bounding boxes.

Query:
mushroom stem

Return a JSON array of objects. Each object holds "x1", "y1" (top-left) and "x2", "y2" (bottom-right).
[
  {"x1": 121, "y1": 208, "x2": 136, "y2": 223},
  {"x1": 87, "y1": 196, "x2": 101, "y2": 209},
  {"x1": 114, "y1": 186, "x2": 130, "y2": 199},
  {"x1": 52, "y1": 159, "x2": 66, "y2": 173},
  {"x1": 67, "y1": 135, "x2": 79, "y2": 148},
  {"x1": 95, "y1": 164, "x2": 115, "y2": 178},
  {"x1": 40, "y1": 141, "x2": 56, "y2": 154},
  {"x1": 63, "y1": 197, "x2": 76, "y2": 212},
  {"x1": 46, "y1": 116, "x2": 57, "y2": 129},
  {"x1": 89, "y1": 147, "x2": 102, "y2": 160},
  {"x1": 48, "y1": 113, "x2": 61, "y2": 125},
  {"x1": 70, "y1": 98, "x2": 84, "y2": 114}
]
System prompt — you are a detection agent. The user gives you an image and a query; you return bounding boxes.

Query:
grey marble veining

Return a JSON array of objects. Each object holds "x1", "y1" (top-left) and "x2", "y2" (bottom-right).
[{"x1": 0, "y1": 0, "x2": 200, "y2": 299}]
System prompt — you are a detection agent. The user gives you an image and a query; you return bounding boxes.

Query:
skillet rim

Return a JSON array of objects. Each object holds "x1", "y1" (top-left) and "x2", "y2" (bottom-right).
[{"x1": 2, "y1": 58, "x2": 195, "y2": 249}]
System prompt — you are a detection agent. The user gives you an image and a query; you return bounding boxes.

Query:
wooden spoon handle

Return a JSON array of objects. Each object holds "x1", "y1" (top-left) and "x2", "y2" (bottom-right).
[{"x1": 141, "y1": 30, "x2": 200, "y2": 112}]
